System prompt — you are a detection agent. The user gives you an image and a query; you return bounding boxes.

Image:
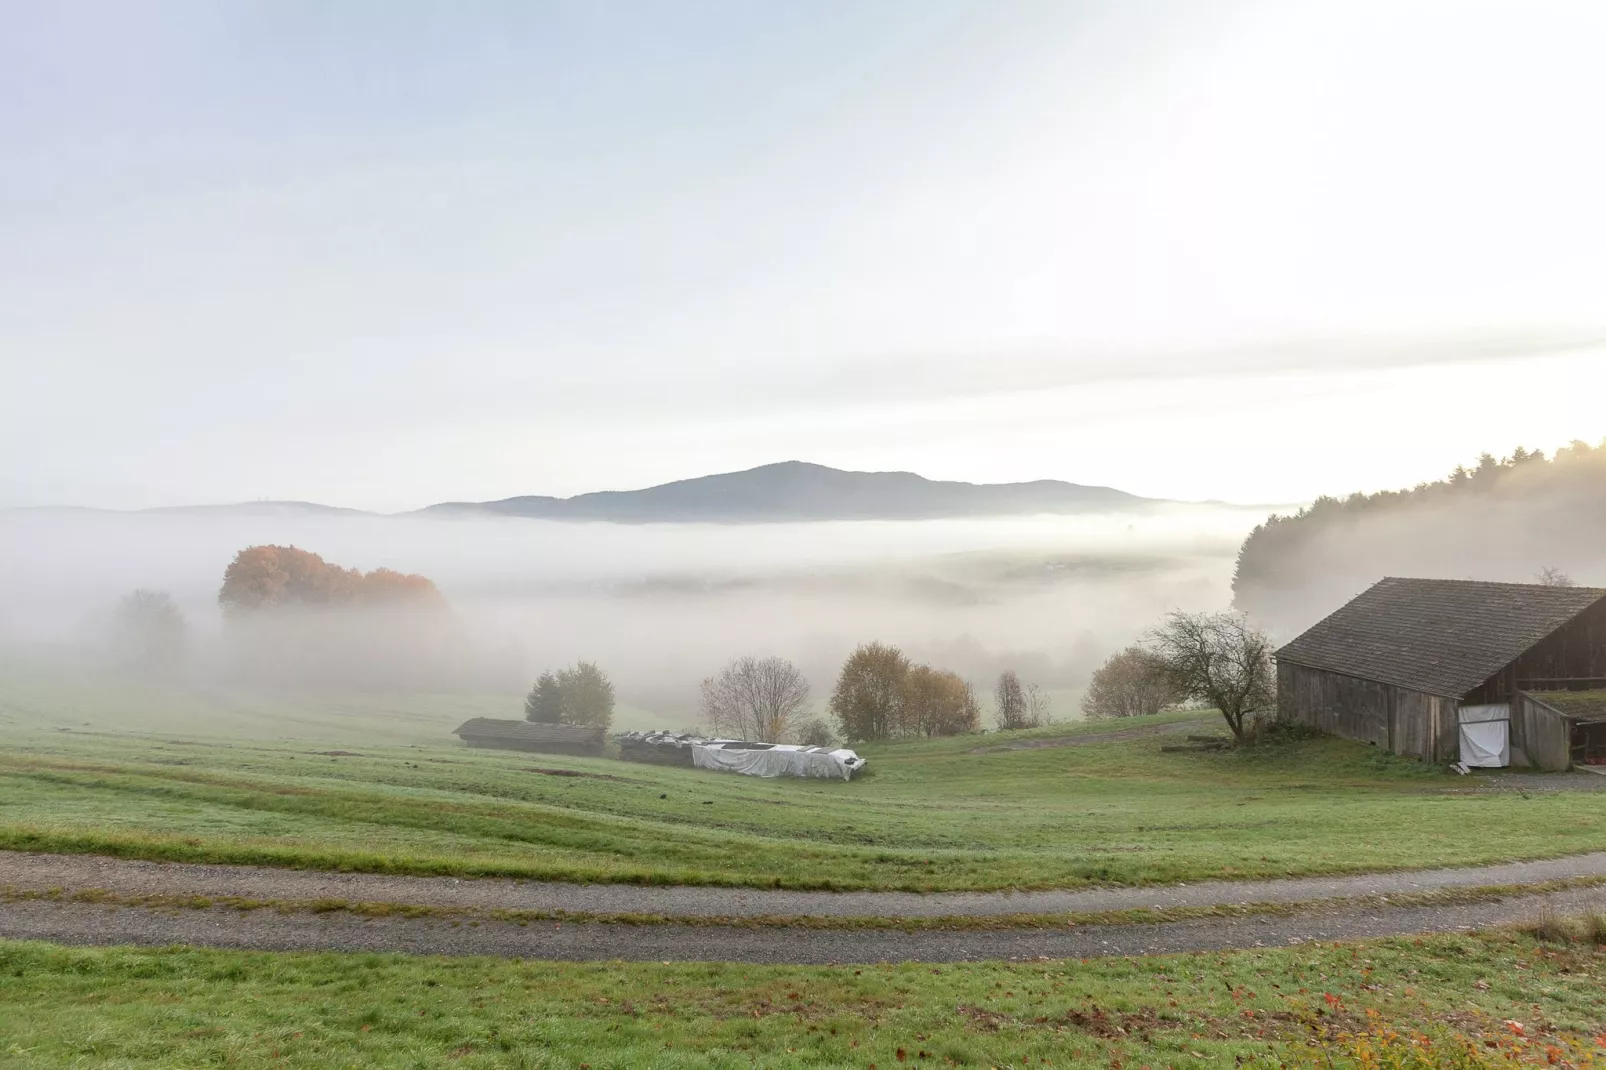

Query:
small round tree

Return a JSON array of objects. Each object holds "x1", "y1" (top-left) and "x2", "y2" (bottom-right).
[{"x1": 1146, "y1": 611, "x2": 1275, "y2": 742}]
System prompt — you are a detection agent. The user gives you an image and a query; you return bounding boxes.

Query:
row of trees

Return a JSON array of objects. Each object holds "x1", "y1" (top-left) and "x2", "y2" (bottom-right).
[
  {"x1": 95, "y1": 548, "x2": 448, "y2": 682},
  {"x1": 693, "y1": 648, "x2": 1049, "y2": 745}
]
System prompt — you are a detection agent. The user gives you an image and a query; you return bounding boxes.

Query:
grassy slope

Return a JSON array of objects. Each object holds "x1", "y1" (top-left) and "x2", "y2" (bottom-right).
[
  {"x1": 1, "y1": 930, "x2": 1603, "y2": 1068},
  {"x1": 0, "y1": 655, "x2": 669, "y2": 742},
  {"x1": 4, "y1": 663, "x2": 1606, "y2": 891}
]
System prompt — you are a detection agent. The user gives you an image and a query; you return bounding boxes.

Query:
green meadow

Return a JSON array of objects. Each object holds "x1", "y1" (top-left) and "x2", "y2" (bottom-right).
[
  {"x1": 4, "y1": 659, "x2": 1606, "y2": 892},
  {"x1": 2, "y1": 926, "x2": 1604, "y2": 1068}
]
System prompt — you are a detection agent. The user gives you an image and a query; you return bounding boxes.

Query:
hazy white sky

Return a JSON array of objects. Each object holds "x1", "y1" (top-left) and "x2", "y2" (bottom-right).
[{"x1": 3, "y1": 0, "x2": 1604, "y2": 510}]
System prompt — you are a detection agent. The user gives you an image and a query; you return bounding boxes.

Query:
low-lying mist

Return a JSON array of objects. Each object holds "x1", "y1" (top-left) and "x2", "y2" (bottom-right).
[{"x1": 0, "y1": 505, "x2": 1269, "y2": 729}]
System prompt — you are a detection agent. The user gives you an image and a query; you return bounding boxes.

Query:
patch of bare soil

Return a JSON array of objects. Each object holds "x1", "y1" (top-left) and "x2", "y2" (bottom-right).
[{"x1": 524, "y1": 767, "x2": 633, "y2": 782}]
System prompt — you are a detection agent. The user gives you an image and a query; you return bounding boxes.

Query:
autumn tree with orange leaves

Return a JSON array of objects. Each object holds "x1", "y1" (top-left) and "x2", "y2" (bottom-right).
[{"x1": 218, "y1": 546, "x2": 443, "y2": 615}]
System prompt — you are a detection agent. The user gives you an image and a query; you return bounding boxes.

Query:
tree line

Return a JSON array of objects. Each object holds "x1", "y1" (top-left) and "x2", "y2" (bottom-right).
[
  {"x1": 649, "y1": 612, "x2": 1272, "y2": 747},
  {"x1": 521, "y1": 646, "x2": 1057, "y2": 745},
  {"x1": 1232, "y1": 440, "x2": 1606, "y2": 630}
]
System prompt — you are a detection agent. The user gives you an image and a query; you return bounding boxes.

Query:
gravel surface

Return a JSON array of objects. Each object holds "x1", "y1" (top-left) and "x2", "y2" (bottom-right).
[
  {"x1": 1451, "y1": 771, "x2": 1606, "y2": 793},
  {"x1": 5, "y1": 850, "x2": 1606, "y2": 919},
  {"x1": 5, "y1": 887, "x2": 1604, "y2": 963}
]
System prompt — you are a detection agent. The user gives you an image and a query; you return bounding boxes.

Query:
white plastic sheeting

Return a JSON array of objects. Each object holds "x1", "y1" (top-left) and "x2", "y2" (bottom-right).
[
  {"x1": 1458, "y1": 704, "x2": 1510, "y2": 768},
  {"x1": 691, "y1": 743, "x2": 865, "y2": 780}
]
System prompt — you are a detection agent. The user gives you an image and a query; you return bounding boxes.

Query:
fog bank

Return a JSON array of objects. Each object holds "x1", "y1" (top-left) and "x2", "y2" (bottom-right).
[{"x1": 1, "y1": 506, "x2": 1268, "y2": 721}]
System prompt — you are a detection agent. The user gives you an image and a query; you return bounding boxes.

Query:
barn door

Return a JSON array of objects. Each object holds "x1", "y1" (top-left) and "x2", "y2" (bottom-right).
[{"x1": 1458, "y1": 704, "x2": 1510, "y2": 768}]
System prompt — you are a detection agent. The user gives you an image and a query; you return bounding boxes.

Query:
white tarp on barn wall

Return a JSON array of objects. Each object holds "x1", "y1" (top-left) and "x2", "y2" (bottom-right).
[
  {"x1": 1458, "y1": 703, "x2": 1510, "y2": 768},
  {"x1": 691, "y1": 744, "x2": 864, "y2": 780}
]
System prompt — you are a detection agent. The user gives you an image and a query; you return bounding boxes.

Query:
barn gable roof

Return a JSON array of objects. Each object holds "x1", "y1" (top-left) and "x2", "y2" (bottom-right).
[
  {"x1": 1275, "y1": 577, "x2": 1606, "y2": 698},
  {"x1": 453, "y1": 718, "x2": 604, "y2": 743}
]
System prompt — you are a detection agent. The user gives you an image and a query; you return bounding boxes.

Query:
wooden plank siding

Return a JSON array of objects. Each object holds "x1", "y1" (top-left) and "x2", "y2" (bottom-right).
[
  {"x1": 1277, "y1": 661, "x2": 1455, "y2": 762},
  {"x1": 1462, "y1": 600, "x2": 1606, "y2": 704},
  {"x1": 1393, "y1": 688, "x2": 1451, "y2": 762},
  {"x1": 1513, "y1": 693, "x2": 1575, "y2": 771}
]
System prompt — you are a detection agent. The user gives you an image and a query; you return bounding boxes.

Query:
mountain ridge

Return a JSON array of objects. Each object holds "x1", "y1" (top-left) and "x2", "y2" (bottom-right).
[
  {"x1": 416, "y1": 460, "x2": 1154, "y2": 523},
  {"x1": 3, "y1": 462, "x2": 1162, "y2": 522}
]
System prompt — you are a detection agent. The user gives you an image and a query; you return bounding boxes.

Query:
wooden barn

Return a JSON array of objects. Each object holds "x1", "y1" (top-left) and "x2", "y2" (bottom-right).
[
  {"x1": 452, "y1": 718, "x2": 605, "y2": 756},
  {"x1": 1275, "y1": 578, "x2": 1606, "y2": 770}
]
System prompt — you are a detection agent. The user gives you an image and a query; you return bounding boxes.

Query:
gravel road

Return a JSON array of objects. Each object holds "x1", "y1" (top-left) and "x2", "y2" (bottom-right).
[
  {"x1": 4, "y1": 850, "x2": 1605, "y2": 920},
  {"x1": 4, "y1": 887, "x2": 1603, "y2": 963}
]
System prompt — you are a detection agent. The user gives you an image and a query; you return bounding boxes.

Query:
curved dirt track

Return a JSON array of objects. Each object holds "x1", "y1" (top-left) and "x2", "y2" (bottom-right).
[
  {"x1": 5, "y1": 886, "x2": 1605, "y2": 963},
  {"x1": 5, "y1": 850, "x2": 1606, "y2": 962},
  {"x1": 4, "y1": 849, "x2": 1606, "y2": 919}
]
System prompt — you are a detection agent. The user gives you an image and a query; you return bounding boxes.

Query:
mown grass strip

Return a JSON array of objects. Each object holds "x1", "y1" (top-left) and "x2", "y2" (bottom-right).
[{"x1": 3, "y1": 924, "x2": 1605, "y2": 1068}]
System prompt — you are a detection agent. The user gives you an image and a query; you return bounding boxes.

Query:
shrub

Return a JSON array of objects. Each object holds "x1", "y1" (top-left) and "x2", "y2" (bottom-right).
[{"x1": 796, "y1": 719, "x2": 835, "y2": 748}]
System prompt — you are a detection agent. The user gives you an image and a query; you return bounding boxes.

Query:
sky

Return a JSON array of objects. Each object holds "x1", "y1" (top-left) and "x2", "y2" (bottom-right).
[{"x1": 3, "y1": 0, "x2": 1605, "y2": 511}]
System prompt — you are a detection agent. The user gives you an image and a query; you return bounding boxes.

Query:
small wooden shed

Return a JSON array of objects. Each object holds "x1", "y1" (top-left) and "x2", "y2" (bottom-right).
[
  {"x1": 1276, "y1": 578, "x2": 1606, "y2": 767},
  {"x1": 453, "y1": 718, "x2": 605, "y2": 756},
  {"x1": 1514, "y1": 691, "x2": 1606, "y2": 771}
]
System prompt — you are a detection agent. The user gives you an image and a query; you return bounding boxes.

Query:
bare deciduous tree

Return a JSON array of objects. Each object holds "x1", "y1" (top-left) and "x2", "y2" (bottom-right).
[
  {"x1": 1081, "y1": 646, "x2": 1181, "y2": 720},
  {"x1": 1537, "y1": 566, "x2": 1575, "y2": 587},
  {"x1": 1026, "y1": 682, "x2": 1052, "y2": 726},
  {"x1": 1146, "y1": 611, "x2": 1276, "y2": 742},
  {"x1": 700, "y1": 656, "x2": 811, "y2": 743},
  {"x1": 994, "y1": 670, "x2": 1031, "y2": 729}
]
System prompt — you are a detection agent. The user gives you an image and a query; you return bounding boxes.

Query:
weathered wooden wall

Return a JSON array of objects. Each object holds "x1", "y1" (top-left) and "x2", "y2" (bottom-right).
[
  {"x1": 1512, "y1": 693, "x2": 1574, "y2": 771},
  {"x1": 1465, "y1": 600, "x2": 1606, "y2": 703},
  {"x1": 1279, "y1": 662, "x2": 1388, "y2": 746},
  {"x1": 1433, "y1": 696, "x2": 1460, "y2": 765},
  {"x1": 1278, "y1": 661, "x2": 1456, "y2": 762},
  {"x1": 1393, "y1": 689, "x2": 1453, "y2": 762}
]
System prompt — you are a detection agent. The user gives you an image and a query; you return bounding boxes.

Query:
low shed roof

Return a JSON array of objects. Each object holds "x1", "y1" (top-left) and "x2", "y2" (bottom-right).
[
  {"x1": 453, "y1": 718, "x2": 604, "y2": 743},
  {"x1": 1528, "y1": 690, "x2": 1606, "y2": 723},
  {"x1": 1276, "y1": 577, "x2": 1606, "y2": 698}
]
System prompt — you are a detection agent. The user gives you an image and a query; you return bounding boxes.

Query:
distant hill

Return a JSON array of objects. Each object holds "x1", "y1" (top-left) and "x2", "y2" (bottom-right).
[
  {"x1": 143, "y1": 501, "x2": 376, "y2": 518},
  {"x1": 2, "y1": 501, "x2": 375, "y2": 518},
  {"x1": 418, "y1": 461, "x2": 1153, "y2": 523}
]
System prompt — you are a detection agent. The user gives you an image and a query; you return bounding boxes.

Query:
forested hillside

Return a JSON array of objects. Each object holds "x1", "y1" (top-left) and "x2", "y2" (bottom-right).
[{"x1": 1233, "y1": 439, "x2": 1606, "y2": 636}]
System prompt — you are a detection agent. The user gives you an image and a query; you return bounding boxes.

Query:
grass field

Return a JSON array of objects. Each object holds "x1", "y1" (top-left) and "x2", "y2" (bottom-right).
[
  {"x1": 5, "y1": 662, "x2": 1606, "y2": 892},
  {"x1": 2, "y1": 926, "x2": 1604, "y2": 1068}
]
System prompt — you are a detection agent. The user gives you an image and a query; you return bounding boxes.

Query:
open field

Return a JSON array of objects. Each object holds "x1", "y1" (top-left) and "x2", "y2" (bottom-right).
[
  {"x1": 6, "y1": 665, "x2": 1606, "y2": 893},
  {"x1": 3, "y1": 926, "x2": 1605, "y2": 1068}
]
